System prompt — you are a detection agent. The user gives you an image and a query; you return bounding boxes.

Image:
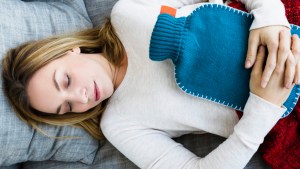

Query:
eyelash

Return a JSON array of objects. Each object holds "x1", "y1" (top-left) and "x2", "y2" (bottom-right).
[
  {"x1": 66, "y1": 74, "x2": 72, "y2": 112},
  {"x1": 66, "y1": 74, "x2": 71, "y2": 87},
  {"x1": 68, "y1": 102, "x2": 72, "y2": 112}
]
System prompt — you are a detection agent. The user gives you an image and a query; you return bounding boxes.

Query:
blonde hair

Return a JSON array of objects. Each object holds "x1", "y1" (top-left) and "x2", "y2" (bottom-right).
[{"x1": 2, "y1": 19, "x2": 125, "y2": 140}]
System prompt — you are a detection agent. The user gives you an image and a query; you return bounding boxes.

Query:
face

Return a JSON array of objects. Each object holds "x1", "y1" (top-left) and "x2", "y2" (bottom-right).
[{"x1": 27, "y1": 47, "x2": 114, "y2": 115}]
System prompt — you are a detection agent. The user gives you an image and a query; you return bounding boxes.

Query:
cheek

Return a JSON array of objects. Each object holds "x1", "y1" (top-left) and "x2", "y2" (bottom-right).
[{"x1": 77, "y1": 104, "x2": 94, "y2": 113}]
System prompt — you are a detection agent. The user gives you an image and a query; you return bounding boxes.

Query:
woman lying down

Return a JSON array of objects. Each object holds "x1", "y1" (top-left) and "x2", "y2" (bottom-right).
[{"x1": 2, "y1": 0, "x2": 300, "y2": 168}]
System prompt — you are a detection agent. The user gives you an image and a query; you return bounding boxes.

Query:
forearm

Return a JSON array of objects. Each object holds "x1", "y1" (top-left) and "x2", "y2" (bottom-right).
[
  {"x1": 236, "y1": 0, "x2": 290, "y2": 29},
  {"x1": 102, "y1": 93, "x2": 285, "y2": 169},
  {"x1": 199, "y1": 93, "x2": 285, "y2": 168}
]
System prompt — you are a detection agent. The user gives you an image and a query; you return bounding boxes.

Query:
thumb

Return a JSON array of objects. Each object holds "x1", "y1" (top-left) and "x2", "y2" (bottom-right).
[
  {"x1": 252, "y1": 46, "x2": 266, "y2": 74},
  {"x1": 246, "y1": 33, "x2": 260, "y2": 68}
]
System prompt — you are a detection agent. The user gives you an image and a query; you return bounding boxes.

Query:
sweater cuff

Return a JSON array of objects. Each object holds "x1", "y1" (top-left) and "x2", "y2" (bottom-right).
[
  {"x1": 233, "y1": 92, "x2": 285, "y2": 149},
  {"x1": 249, "y1": 3, "x2": 290, "y2": 30},
  {"x1": 149, "y1": 14, "x2": 187, "y2": 62}
]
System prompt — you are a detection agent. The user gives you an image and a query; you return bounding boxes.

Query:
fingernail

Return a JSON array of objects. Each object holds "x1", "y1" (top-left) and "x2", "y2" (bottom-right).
[
  {"x1": 245, "y1": 60, "x2": 251, "y2": 68},
  {"x1": 261, "y1": 81, "x2": 267, "y2": 88},
  {"x1": 286, "y1": 82, "x2": 291, "y2": 88}
]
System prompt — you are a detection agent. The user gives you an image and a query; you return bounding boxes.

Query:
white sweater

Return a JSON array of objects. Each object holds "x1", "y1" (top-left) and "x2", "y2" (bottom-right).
[{"x1": 101, "y1": 0, "x2": 289, "y2": 168}]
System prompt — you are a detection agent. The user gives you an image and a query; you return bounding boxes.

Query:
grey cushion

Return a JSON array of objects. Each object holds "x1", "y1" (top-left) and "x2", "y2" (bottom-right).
[
  {"x1": 23, "y1": 140, "x2": 138, "y2": 169},
  {"x1": 84, "y1": 0, "x2": 118, "y2": 26},
  {"x1": 0, "y1": 164, "x2": 22, "y2": 169},
  {"x1": 22, "y1": 134, "x2": 271, "y2": 169},
  {"x1": 0, "y1": 0, "x2": 100, "y2": 166}
]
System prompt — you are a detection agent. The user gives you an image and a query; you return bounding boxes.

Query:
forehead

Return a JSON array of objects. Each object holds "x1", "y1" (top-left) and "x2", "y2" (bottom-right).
[{"x1": 27, "y1": 59, "x2": 60, "y2": 114}]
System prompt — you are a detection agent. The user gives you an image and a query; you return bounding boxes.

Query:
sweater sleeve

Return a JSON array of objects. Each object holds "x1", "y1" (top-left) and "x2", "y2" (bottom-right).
[
  {"x1": 235, "y1": 0, "x2": 290, "y2": 30},
  {"x1": 101, "y1": 93, "x2": 285, "y2": 169},
  {"x1": 199, "y1": 93, "x2": 285, "y2": 168}
]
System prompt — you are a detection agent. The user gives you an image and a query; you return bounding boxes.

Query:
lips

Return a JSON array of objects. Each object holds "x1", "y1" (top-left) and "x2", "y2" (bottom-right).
[{"x1": 94, "y1": 81, "x2": 100, "y2": 101}]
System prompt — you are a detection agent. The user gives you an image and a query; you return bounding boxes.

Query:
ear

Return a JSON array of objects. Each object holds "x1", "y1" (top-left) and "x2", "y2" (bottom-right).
[{"x1": 71, "y1": 47, "x2": 81, "y2": 54}]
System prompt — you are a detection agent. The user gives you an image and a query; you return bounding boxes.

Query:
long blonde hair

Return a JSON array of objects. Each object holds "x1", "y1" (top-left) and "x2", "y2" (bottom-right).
[{"x1": 2, "y1": 19, "x2": 125, "y2": 140}]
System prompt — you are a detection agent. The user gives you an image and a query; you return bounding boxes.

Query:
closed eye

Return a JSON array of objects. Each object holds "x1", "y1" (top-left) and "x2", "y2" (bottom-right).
[
  {"x1": 67, "y1": 102, "x2": 72, "y2": 112},
  {"x1": 66, "y1": 74, "x2": 72, "y2": 112},
  {"x1": 67, "y1": 74, "x2": 71, "y2": 87}
]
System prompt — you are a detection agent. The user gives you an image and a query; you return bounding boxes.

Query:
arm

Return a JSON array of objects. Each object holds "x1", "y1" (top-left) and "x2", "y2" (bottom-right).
[{"x1": 101, "y1": 92, "x2": 285, "y2": 169}]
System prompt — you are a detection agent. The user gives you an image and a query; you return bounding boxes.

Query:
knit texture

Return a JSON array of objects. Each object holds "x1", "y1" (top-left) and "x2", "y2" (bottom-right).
[{"x1": 149, "y1": 3, "x2": 300, "y2": 118}]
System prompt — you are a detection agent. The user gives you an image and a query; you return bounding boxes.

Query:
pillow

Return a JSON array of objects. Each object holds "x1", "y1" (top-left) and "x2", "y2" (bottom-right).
[
  {"x1": 83, "y1": 0, "x2": 118, "y2": 26},
  {"x1": 0, "y1": 0, "x2": 100, "y2": 166}
]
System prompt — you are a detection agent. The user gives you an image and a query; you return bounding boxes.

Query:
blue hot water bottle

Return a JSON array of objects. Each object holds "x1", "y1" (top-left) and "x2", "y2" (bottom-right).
[{"x1": 149, "y1": 4, "x2": 300, "y2": 118}]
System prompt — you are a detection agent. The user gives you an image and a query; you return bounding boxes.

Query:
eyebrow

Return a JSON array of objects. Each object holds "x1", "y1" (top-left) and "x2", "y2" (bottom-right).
[{"x1": 53, "y1": 70, "x2": 61, "y2": 114}]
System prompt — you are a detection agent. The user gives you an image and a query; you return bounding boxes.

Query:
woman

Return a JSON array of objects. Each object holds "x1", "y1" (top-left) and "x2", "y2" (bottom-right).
[
  {"x1": 2, "y1": 0, "x2": 299, "y2": 168},
  {"x1": 2, "y1": 20, "x2": 126, "y2": 140}
]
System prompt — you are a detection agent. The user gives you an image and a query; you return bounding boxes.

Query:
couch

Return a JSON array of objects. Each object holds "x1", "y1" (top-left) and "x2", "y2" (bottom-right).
[{"x1": 0, "y1": 0, "x2": 270, "y2": 168}]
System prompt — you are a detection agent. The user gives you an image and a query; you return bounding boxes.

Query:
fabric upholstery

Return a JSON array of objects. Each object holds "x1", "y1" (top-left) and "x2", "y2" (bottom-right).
[
  {"x1": 22, "y1": 134, "x2": 270, "y2": 169},
  {"x1": 0, "y1": 164, "x2": 22, "y2": 169},
  {"x1": 84, "y1": 0, "x2": 118, "y2": 26}
]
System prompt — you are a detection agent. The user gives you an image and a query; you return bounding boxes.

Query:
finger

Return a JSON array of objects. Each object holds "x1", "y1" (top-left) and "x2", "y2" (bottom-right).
[
  {"x1": 278, "y1": 30, "x2": 293, "y2": 88},
  {"x1": 246, "y1": 32, "x2": 260, "y2": 68},
  {"x1": 294, "y1": 63, "x2": 300, "y2": 84},
  {"x1": 291, "y1": 34, "x2": 300, "y2": 58},
  {"x1": 260, "y1": 40, "x2": 279, "y2": 88},
  {"x1": 284, "y1": 51, "x2": 296, "y2": 89},
  {"x1": 252, "y1": 46, "x2": 266, "y2": 75},
  {"x1": 292, "y1": 34, "x2": 300, "y2": 84},
  {"x1": 277, "y1": 30, "x2": 290, "y2": 71}
]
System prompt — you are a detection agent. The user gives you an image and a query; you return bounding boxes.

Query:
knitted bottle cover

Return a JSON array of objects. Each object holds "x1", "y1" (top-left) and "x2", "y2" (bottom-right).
[{"x1": 150, "y1": 4, "x2": 300, "y2": 118}]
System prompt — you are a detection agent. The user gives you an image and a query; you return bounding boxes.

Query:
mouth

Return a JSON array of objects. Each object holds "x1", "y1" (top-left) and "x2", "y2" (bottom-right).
[{"x1": 94, "y1": 81, "x2": 100, "y2": 102}]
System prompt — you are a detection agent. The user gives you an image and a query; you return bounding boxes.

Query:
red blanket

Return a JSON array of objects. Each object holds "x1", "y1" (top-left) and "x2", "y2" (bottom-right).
[{"x1": 229, "y1": 1, "x2": 300, "y2": 168}]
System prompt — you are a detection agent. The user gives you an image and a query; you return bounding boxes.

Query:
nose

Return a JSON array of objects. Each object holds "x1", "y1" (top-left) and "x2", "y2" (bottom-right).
[{"x1": 68, "y1": 87, "x2": 88, "y2": 104}]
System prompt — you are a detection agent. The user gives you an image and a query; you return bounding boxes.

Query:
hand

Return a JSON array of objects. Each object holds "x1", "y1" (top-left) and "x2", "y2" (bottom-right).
[
  {"x1": 250, "y1": 45, "x2": 292, "y2": 106},
  {"x1": 245, "y1": 26, "x2": 293, "y2": 89},
  {"x1": 250, "y1": 44, "x2": 298, "y2": 106}
]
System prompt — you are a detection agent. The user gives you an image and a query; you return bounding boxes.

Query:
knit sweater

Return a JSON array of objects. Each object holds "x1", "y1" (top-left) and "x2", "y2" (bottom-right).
[
  {"x1": 101, "y1": 0, "x2": 289, "y2": 168},
  {"x1": 149, "y1": 4, "x2": 300, "y2": 118}
]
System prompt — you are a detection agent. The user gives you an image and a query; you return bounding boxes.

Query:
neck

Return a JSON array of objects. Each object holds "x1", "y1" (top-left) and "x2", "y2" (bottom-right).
[{"x1": 112, "y1": 53, "x2": 128, "y2": 90}]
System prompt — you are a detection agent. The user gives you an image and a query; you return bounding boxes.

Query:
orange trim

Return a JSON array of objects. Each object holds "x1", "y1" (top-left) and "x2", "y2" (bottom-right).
[{"x1": 160, "y1": 5, "x2": 177, "y2": 17}]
